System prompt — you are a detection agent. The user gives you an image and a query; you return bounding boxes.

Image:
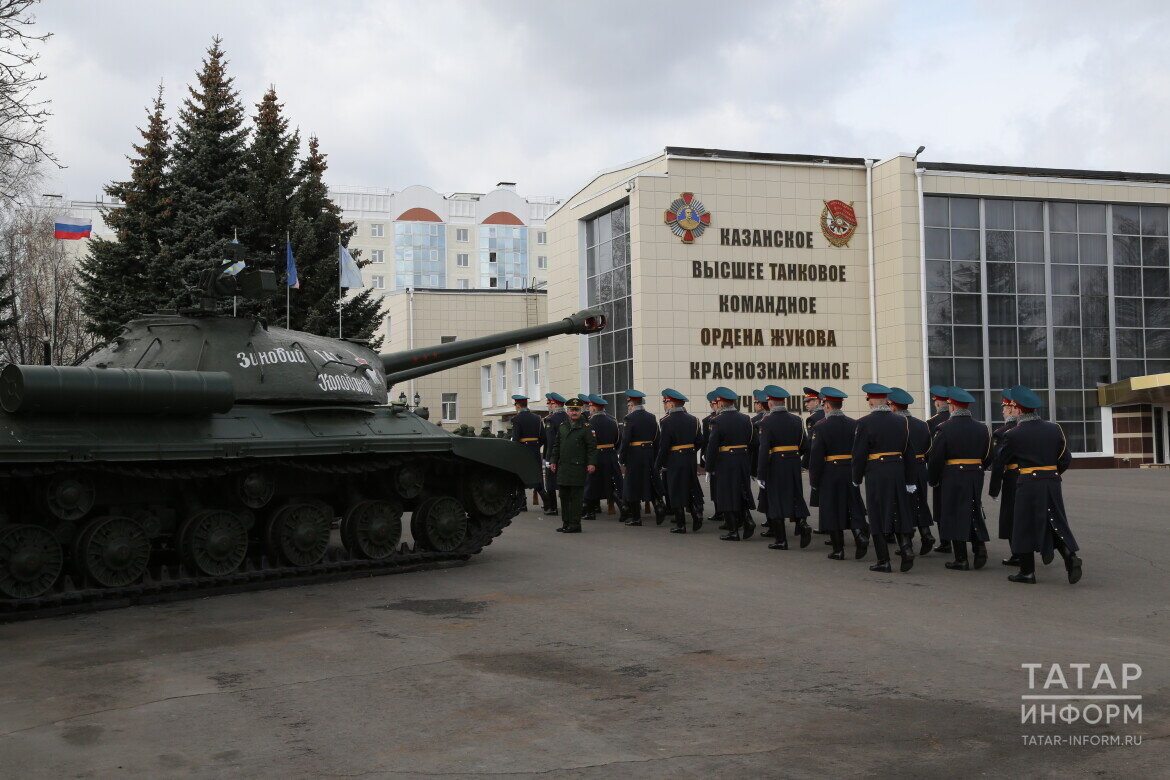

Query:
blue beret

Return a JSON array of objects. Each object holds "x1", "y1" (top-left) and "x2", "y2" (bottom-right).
[
  {"x1": 752, "y1": 389, "x2": 768, "y2": 403},
  {"x1": 577, "y1": 393, "x2": 591, "y2": 402},
  {"x1": 1000, "y1": 387, "x2": 1014, "y2": 402},
  {"x1": 706, "y1": 390, "x2": 718, "y2": 403},
  {"x1": 588, "y1": 393, "x2": 607, "y2": 406},
  {"x1": 712, "y1": 386, "x2": 738, "y2": 402},
  {"x1": 511, "y1": 394, "x2": 528, "y2": 402},
  {"x1": 624, "y1": 389, "x2": 646, "y2": 399},
  {"x1": 764, "y1": 385, "x2": 790, "y2": 400},
  {"x1": 820, "y1": 386, "x2": 847, "y2": 399},
  {"x1": 888, "y1": 387, "x2": 914, "y2": 406},
  {"x1": 862, "y1": 382, "x2": 891, "y2": 396},
  {"x1": 546, "y1": 392, "x2": 567, "y2": 404},
  {"x1": 662, "y1": 387, "x2": 688, "y2": 403},
  {"x1": 1010, "y1": 385, "x2": 1042, "y2": 410},
  {"x1": 930, "y1": 385, "x2": 950, "y2": 400},
  {"x1": 948, "y1": 386, "x2": 976, "y2": 404}
]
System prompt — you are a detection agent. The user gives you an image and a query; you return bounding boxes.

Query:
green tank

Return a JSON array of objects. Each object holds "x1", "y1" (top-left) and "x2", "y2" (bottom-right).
[{"x1": 0, "y1": 267, "x2": 604, "y2": 613}]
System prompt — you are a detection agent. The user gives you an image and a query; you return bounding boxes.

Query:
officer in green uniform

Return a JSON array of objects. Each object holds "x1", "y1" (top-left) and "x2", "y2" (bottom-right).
[{"x1": 549, "y1": 397, "x2": 597, "y2": 533}]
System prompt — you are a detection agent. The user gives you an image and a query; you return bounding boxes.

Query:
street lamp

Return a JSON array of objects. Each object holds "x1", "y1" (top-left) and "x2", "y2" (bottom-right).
[
  {"x1": 398, "y1": 391, "x2": 407, "y2": 406},
  {"x1": 413, "y1": 392, "x2": 421, "y2": 408}
]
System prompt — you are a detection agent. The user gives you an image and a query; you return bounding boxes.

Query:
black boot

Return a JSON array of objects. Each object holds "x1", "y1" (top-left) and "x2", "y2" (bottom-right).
[
  {"x1": 797, "y1": 518, "x2": 813, "y2": 549},
  {"x1": 827, "y1": 530, "x2": 845, "y2": 560},
  {"x1": 870, "y1": 533, "x2": 891, "y2": 571},
  {"x1": 1009, "y1": 552, "x2": 1037, "y2": 583},
  {"x1": 623, "y1": 502, "x2": 642, "y2": 526},
  {"x1": 654, "y1": 500, "x2": 667, "y2": 526},
  {"x1": 1002, "y1": 554, "x2": 1022, "y2": 567},
  {"x1": 716, "y1": 513, "x2": 729, "y2": 530},
  {"x1": 690, "y1": 509, "x2": 703, "y2": 533},
  {"x1": 972, "y1": 538, "x2": 988, "y2": 570},
  {"x1": 669, "y1": 510, "x2": 687, "y2": 534},
  {"x1": 869, "y1": 560, "x2": 892, "y2": 573},
  {"x1": 919, "y1": 527, "x2": 936, "y2": 556},
  {"x1": 936, "y1": 540, "x2": 952, "y2": 555},
  {"x1": 719, "y1": 513, "x2": 740, "y2": 541},
  {"x1": 852, "y1": 528, "x2": 869, "y2": 560},
  {"x1": 761, "y1": 519, "x2": 774, "y2": 538},
  {"x1": 896, "y1": 533, "x2": 915, "y2": 572},
  {"x1": 767, "y1": 520, "x2": 788, "y2": 550},
  {"x1": 741, "y1": 511, "x2": 756, "y2": 540},
  {"x1": 1055, "y1": 537, "x2": 1082, "y2": 584},
  {"x1": 946, "y1": 540, "x2": 970, "y2": 570}
]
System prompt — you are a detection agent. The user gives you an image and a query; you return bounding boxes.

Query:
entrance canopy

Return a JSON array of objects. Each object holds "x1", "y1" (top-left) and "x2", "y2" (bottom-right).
[{"x1": 1097, "y1": 373, "x2": 1170, "y2": 406}]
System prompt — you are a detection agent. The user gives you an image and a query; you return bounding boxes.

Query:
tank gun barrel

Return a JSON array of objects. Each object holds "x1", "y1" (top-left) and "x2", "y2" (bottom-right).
[
  {"x1": 384, "y1": 347, "x2": 507, "y2": 388},
  {"x1": 379, "y1": 309, "x2": 606, "y2": 375}
]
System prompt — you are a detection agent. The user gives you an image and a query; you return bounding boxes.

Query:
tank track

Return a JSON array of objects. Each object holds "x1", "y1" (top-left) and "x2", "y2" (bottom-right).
[{"x1": 0, "y1": 456, "x2": 525, "y2": 623}]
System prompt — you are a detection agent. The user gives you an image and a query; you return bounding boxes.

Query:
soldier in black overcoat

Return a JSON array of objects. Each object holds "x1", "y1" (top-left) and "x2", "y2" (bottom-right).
[
  {"x1": 889, "y1": 387, "x2": 937, "y2": 555},
  {"x1": 703, "y1": 386, "x2": 756, "y2": 541},
  {"x1": 699, "y1": 391, "x2": 719, "y2": 524},
  {"x1": 926, "y1": 385, "x2": 952, "y2": 554},
  {"x1": 655, "y1": 388, "x2": 704, "y2": 533},
  {"x1": 619, "y1": 389, "x2": 666, "y2": 526},
  {"x1": 803, "y1": 387, "x2": 825, "y2": 433},
  {"x1": 851, "y1": 383, "x2": 916, "y2": 573},
  {"x1": 541, "y1": 392, "x2": 569, "y2": 515},
  {"x1": 583, "y1": 394, "x2": 623, "y2": 521},
  {"x1": 807, "y1": 387, "x2": 869, "y2": 560},
  {"x1": 987, "y1": 388, "x2": 1021, "y2": 565},
  {"x1": 927, "y1": 387, "x2": 991, "y2": 571},
  {"x1": 510, "y1": 395, "x2": 546, "y2": 508},
  {"x1": 749, "y1": 390, "x2": 772, "y2": 537},
  {"x1": 756, "y1": 385, "x2": 812, "y2": 550},
  {"x1": 992, "y1": 385, "x2": 1081, "y2": 585}
]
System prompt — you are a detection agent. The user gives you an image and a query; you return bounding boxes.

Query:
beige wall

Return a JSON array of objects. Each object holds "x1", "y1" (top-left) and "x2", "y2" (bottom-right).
[
  {"x1": 381, "y1": 289, "x2": 546, "y2": 429},
  {"x1": 545, "y1": 151, "x2": 876, "y2": 418}
]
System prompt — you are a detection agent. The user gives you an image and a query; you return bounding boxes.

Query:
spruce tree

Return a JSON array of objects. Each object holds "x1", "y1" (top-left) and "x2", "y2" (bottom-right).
[
  {"x1": 162, "y1": 36, "x2": 248, "y2": 310},
  {"x1": 287, "y1": 136, "x2": 383, "y2": 345},
  {"x1": 240, "y1": 86, "x2": 300, "y2": 321},
  {"x1": 76, "y1": 84, "x2": 172, "y2": 340}
]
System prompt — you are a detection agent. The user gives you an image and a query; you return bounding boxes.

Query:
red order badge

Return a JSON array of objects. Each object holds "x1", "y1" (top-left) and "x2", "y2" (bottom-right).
[
  {"x1": 820, "y1": 199, "x2": 857, "y2": 248},
  {"x1": 664, "y1": 192, "x2": 712, "y2": 244}
]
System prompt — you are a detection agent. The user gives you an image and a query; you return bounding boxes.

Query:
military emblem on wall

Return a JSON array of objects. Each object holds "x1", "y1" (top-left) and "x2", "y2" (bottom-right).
[
  {"x1": 664, "y1": 192, "x2": 711, "y2": 243},
  {"x1": 820, "y1": 200, "x2": 858, "y2": 247}
]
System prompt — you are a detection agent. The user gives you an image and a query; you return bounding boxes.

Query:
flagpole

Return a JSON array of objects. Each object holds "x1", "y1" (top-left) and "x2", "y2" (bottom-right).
[
  {"x1": 286, "y1": 231, "x2": 291, "y2": 329},
  {"x1": 232, "y1": 228, "x2": 239, "y2": 317},
  {"x1": 338, "y1": 236, "x2": 343, "y2": 338}
]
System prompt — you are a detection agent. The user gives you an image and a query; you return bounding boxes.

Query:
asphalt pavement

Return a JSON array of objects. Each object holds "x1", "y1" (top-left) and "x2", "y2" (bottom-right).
[{"x1": 1, "y1": 468, "x2": 1167, "y2": 778}]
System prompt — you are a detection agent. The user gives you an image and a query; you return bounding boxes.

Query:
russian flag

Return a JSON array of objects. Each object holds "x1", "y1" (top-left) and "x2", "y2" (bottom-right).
[{"x1": 54, "y1": 219, "x2": 92, "y2": 240}]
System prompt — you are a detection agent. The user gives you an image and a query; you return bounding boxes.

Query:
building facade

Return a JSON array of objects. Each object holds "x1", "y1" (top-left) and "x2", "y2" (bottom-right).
[{"x1": 515, "y1": 147, "x2": 1170, "y2": 466}]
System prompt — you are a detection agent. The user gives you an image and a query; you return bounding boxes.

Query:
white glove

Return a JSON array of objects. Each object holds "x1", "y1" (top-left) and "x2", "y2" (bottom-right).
[
  {"x1": 906, "y1": 485, "x2": 917, "y2": 494},
  {"x1": 991, "y1": 496, "x2": 999, "y2": 502},
  {"x1": 705, "y1": 473, "x2": 710, "y2": 483},
  {"x1": 543, "y1": 460, "x2": 550, "y2": 468},
  {"x1": 851, "y1": 482, "x2": 860, "y2": 488},
  {"x1": 757, "y1": 480, "x2": 765, "y2": 489}
]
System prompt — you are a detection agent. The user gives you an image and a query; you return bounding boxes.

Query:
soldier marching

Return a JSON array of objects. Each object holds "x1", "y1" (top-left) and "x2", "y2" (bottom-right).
[{"x1": 520, "y1": 380, "x2": 1084, "y2": 586}]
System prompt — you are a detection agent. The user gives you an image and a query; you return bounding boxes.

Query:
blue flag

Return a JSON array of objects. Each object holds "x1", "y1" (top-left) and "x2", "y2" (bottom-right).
[
  {"x1": 339, "y1": 244, "x2": 364, "y2": 289},
  {"x1": 286, "y1": 241, "x2": 299, "y2": 289}
]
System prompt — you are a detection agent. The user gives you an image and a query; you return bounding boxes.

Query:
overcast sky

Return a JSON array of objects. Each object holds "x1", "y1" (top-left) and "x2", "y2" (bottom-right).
[{"x1": 33, "y1": 0, "x2": 1170, "y2": 202}]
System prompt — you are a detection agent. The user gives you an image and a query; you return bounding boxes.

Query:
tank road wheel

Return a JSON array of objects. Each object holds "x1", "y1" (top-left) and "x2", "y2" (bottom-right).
[
  {"x1": 44, "y1": 473, "x2": 96, "y2": 521},
  {"x1": 461, "y1": 469, "x2": 513, "y2": 517},
  {"x1": 0, "y1": 524, "x2": 63, "y2": 599},
  {"x1": 236, "y1": 470, "x2": 277, "y2": 509},
  {"x1": 74, "y1": 516, "x2": 151, "y2": 588},
  {"x1": 266, "y1": 503, "x2": 331, "y2": 567},
  {"x1": 412, "y1": 496, "x2": 469, "y2": 553},
  {"x1": 393, "y1": 463, "x2": 425, "y2": 500},
  {"x1": 180, "y1": 510, "x2": 249, "y2": 576},
  {"x1": 341, "y1": 500, "x2": 403, "y2": 560}
]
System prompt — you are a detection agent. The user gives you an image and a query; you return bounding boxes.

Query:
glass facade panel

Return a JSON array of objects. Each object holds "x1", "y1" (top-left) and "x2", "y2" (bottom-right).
[
  {"x1": 923, "y1": 197, "x2": 1170, "y2": 453},
  {"x1": 394, "y1": 221, "x2": 447, "y2": 289},
  {"x1": 584, "y1": 203, "x2": 632, "y2": 416}
]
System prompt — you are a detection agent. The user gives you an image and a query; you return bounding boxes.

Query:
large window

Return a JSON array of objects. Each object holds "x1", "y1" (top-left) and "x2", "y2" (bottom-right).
[
  {"x1": 442, "y1": 393, "x2": 457, "y2": 422},
  {"x1": 394, "y1": 221, "x2": 446, "y2": 289},
  {"x1": 925, "y1": 195, "x2": 1170, "y2": 453},
  {"x1": 584, "y1": 203, "x2": 632, "y2": 416},
  {"x1": 479, "y1": 225, "x2": 528, "y2": 289}
]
